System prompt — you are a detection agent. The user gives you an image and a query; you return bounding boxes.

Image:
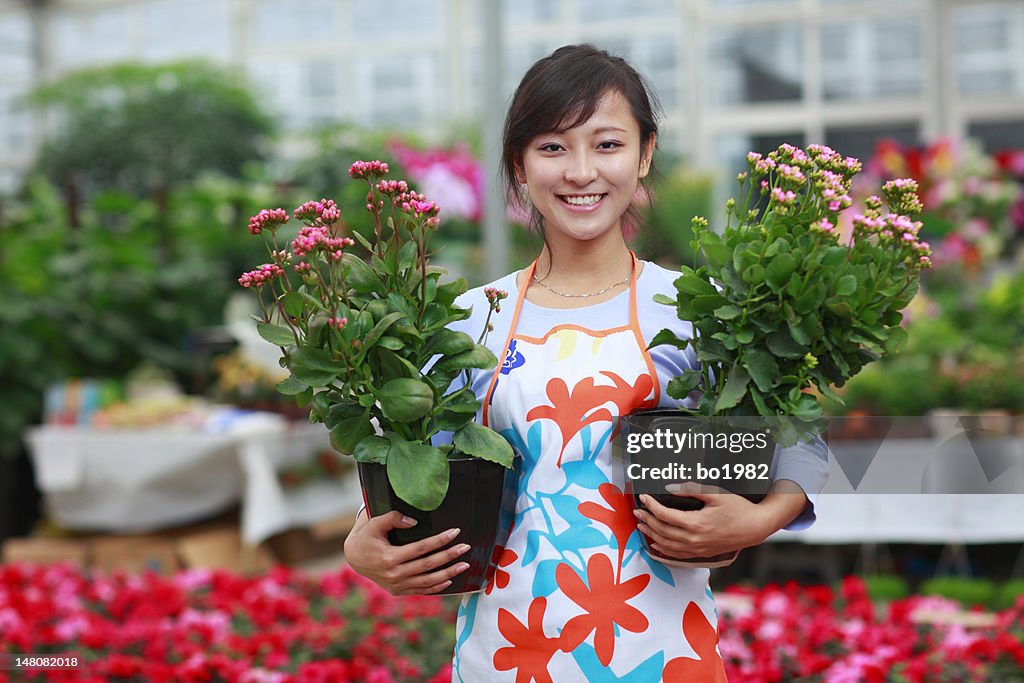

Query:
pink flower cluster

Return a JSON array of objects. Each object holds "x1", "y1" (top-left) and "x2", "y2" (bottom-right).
[
  {"x1": 291, "y1": 227, "x2": 355, "y2": 260},
  {"x1": 248, "y1": 208, "x2": 289, "y2": 235},
  {"x1": 0, "y1": 562, "x2": 457, "y2": 683},
  {"x1": 718, "y1": 576, "x2": 1024, "y2": 682},
  {"x1": 294, "y1": 199, "x2": 341, "y2": 226},
  {"x1": 484, "y1": 287, "x2": 508, "y2": 313},
  {"x1": 748, "y1": 144, "x2": 858, "y2": 215},
  {"x1": 238, "y1": 263, "x2": 285, "y2": 288},
  {"x1": 348, "y1": 160, "x2": 390, "y2": 179}
]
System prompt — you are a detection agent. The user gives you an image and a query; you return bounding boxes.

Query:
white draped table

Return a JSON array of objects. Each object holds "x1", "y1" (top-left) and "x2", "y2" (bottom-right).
[
  {"x1": 25, "y1": 413, "x2": 361, "y2": 545},
  {"x1": 773, "y1": 436, "x2": 1024, "y2": 544}
]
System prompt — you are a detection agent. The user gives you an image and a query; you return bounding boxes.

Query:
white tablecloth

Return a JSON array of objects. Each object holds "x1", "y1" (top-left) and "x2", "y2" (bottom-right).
[
  {"x1": 775, "y1": 436, "x2": 1024, "y2": 544},
  {"x1": 25, "y1": 414, "x2": 361, "y2": 545}
]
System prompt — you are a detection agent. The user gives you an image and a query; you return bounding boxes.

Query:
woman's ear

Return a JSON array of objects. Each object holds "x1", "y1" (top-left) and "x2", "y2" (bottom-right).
[
  {"x1": 639, "y1": 133, "x2": 656, "y2": 179},
  {"x1": 514, "y1": 163, "x2": 526, "y2": 185}
]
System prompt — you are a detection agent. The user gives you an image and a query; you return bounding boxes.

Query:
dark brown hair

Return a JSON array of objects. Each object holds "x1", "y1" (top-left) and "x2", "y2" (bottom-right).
[{"x1": 501, "y1": 44, "x2": 662, "y2": 233}]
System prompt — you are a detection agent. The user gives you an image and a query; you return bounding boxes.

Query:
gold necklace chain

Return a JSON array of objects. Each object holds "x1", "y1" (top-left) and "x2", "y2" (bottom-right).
[{"x1": 531, "y1": 268, "x2": 632, "y2": 298}]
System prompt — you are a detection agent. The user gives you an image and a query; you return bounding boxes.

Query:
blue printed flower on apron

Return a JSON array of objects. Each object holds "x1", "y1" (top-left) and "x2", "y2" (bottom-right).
[{"x1": 453, "y1": 254, "x2": 729, "y2": 682}]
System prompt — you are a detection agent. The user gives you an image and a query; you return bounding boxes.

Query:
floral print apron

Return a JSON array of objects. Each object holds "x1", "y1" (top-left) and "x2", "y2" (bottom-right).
[{"x1": 452, "y1": 255, "x2": 728, "y2": 682}]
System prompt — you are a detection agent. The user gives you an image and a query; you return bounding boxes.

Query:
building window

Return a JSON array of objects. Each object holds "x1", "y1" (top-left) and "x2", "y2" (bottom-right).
[
  {"x1": 141, "y1": 0, "x2": 231, "y2": 61},
  {"x1": 0, "y1": 13, "x2": 33, "y2": 77},
  {"x1": 954, "y1": 3, "x2": 1024, "y2": 97},
  {"x1": 250, "y1": 0, "x2": 339, "y2": 44},
  {"x1": 354, "y1": 54, "x2": 441, "y2": 127},
  {"x1": 577, "y1": 0, "x2": 674, "y2": 22},
  {"x1": 51, "y1": 5, "x2": 136, "y2": 67},
  {"x1": 248, "y1": 58, "x2": 339, "y2": 131},
  {"x1": 821, "y1": 16, "x2": 924, "y2": 100},
  {"x1": 352, "y1": 0, "x2": 444, "y2": 36},
  {"x1": 967, "y1": 119, "x2": 1024, "y2": 154},
  {"x1": 823, "y1": 123, "x2": 920, "y2": 166},
  {"x1": 707, "y1": 23, "x2": 803, "y2": 105}
]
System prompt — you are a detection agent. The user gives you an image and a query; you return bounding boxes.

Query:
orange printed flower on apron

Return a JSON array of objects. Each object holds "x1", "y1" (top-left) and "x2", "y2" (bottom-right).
[{"x1": 452, "y1": 253, "x2": 728, "y2": 682}]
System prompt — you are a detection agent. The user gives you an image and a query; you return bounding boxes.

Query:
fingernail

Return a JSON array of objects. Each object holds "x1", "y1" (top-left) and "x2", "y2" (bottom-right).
[
  {"x1": 665, "y1": 483, "x2": 682, "y2": 494},
  {"x1": 401, "y1": 516, "x2": 417, "y2": 526},
  {"x1": 446, "y1": 528, "x2": 461, "y2": 540},
  {"x1": 453, "y1": 562, "x2": 470, "y2": 573},
  {"x1": 632, "y1": 509, "x2": 642, "y2": 518},
  {"x1": 455, "y1": 543, "x2": 471, "y2": 554}
]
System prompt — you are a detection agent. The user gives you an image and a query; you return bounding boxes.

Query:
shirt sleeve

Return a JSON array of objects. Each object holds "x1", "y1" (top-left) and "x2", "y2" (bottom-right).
[{"x1": 771, "y1": 437, "x2": 830, "y2": 530}]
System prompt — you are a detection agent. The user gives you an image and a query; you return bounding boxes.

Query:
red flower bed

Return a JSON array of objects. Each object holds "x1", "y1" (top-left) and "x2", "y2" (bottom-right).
[
  {"x1": 718, "y1": 577, "x2": 1024, "y2": 682},
  {"x1": 1, "y1": 564, "x2": 1022, "y2": 682},
  {"x1": 0, "y1": 563, "x2": 456, "y2": 682}
]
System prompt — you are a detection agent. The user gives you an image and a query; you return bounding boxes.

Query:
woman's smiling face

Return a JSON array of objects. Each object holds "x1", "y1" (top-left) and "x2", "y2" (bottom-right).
[{"x1": 519, "y1": 89, "x2": 654, "y2": 244}]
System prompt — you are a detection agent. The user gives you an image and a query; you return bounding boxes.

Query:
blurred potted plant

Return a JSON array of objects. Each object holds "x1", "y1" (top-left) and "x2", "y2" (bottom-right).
[
  {"x1": 626, "y1": 144, "x2": 932, "y2": 565},
  {"x1": 239, "y1": 160, "x2": 516, "y2": 593}
]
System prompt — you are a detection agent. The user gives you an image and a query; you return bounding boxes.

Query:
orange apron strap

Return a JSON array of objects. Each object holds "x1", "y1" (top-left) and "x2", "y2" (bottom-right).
[
  {"x1": 482, "y1": 262, "x2": 536, "y2": 427},
  {"x1": 626, "y1": 251, "x2": 661, "y2": 407}
]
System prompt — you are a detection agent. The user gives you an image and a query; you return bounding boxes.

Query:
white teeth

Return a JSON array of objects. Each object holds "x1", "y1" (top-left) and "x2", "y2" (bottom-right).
[{"x1": 562, "y1": 194, "x2": 603, "y2": 206}]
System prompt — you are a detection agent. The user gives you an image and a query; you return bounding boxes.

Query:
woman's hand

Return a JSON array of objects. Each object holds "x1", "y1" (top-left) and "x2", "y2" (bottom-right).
[
  {"x1": 633, "y1": 480, "x2": 808, "y2": 560},
  {"x1": 343, "y1": 510, "x2": 471, "y2": 595}
]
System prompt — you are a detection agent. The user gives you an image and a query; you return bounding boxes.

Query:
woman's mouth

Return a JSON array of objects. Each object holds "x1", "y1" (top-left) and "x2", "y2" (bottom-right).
[{"x1": 559, "y1": 193, "x2": 606, "y2": 207}]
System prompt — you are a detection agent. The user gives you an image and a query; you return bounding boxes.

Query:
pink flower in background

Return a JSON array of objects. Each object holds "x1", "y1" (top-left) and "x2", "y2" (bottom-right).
[{"x1": 390, "y1": 141, "x2": 484, "y2": 221}]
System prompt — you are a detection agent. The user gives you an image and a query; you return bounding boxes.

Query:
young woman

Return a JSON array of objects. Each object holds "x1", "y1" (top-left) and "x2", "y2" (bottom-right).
[{"x1": 345, "y1": 44, "x2": 829, "y2": 682}]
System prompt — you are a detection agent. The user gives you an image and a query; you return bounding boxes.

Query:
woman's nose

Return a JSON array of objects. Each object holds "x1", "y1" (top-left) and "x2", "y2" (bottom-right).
[{"x1": 564, "y1": 151, "x2": 598, "y2": 185}]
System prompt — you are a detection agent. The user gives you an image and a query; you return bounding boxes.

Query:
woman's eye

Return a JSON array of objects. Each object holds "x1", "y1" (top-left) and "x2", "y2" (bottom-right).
[
  {"x1": 598, "y1": 141, "x2": 622, "y2": 150},
  {"x1": 539, "y1": 143, "x2": 563, "y2": 153}
]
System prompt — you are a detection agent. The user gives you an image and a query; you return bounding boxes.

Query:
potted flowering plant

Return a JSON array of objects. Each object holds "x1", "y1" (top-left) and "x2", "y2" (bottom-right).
[
  {"x1": 650, "y1": 143, "x2": 932, "y2": 444},
  {"x1": 623, "y1": 144, "x2": 932, "y2": 565},
  {"x1": 239, "y1": 160, "x2": 516, "y2": 592}
]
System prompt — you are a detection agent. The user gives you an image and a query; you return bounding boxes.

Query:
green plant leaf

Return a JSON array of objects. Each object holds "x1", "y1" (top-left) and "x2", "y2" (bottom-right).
[
  {"x1": 835, "y1": 274, "x2": 858, "y2": 297},
  {"x1": 648, "y1": 327, "x2": 689, "y2": 351},
  {"x1": 435, "y1": 278, "x2": 469, "y2": 306},
  {"x1": 744, "y1": 348, "x2": 780, "y2": 392},
  {"x1": 360, "y1": 311, "x2": 404, "y2": 356},
  {"x1": 766, "y1": 330, "x2": 806, "y2": 358},
  {"x1": 787, "y1": 319, "x2": 811, "y2": 346},
  {"x1": 397, "y1": 240, "x2": 418, "y2": 271},
  {"x1": 342, "y1": 252, "x2": 381, "y2": 293},
  {"x1": 673, "y1": 268, "x2": 717, "y2": 297},
  {"x1": 666, "y1": 370, "x2": 702, "y2": 399},
  {"x1": 288, "y1": 347, "x2": 346, "y2": 387},
  {"x1": 377, "y1": 378, "x2": 434, "y2": 421},
  {"x1": 452, "y1": 420, "x2": 514, "y2": 467},
  {"x1": 276, "y1": 376, "x2": 308, "y2": 395},
  {"x1": 433, "y1": 345, "x2": 497, "y2": 373},
  {"x1": 386, "y1": 435, "x2": 449, "y2": 510},
  {"x1": 692, "y1": 294, "x2": 726, "y2": 314},
  {"x1": 376, "y1": 336, "x2": 405, "y2": 351},
  {"x1": 884, "y1": 326, "x2": 909, "y2": 354},
  {"x1": 329, "y1": 411, "x2": 374, "y2": 454},
  {"x1": 257, "y1": 322, "x2": 296, "y2": 346},
  {"x1": 715, "y1": 364, "x2": 750, "y2": 411},
  {"x1": 282, "y1": 292, "x2": 306, "y2": 318},
  {"x1": 443, "y1": 388, "x2": 483, "y2": 414},
  {"x1": 765, "y1": 253, "x2": 796, "y2": 291},
  {"x1": 430, "y1": 329, "x2": 476, "y2": 356},
  {"x1": 434, "y1": 410, "x2": 475, "y2": 432},
  {"x1": 352, "y1": 435, "x2": 389, "y2": 464},
  {"x1": 715, "y1": 304, "x2": 743, "y2": 320},
  {"x1": 653, "y1": 293, "x2": 676, "y2": 306}
]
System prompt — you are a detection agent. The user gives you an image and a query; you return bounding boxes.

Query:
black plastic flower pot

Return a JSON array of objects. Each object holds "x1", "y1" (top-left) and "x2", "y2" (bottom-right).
[
  {"x1": 619, "y1": 409, "x2": 775, "y2": 568},
  {"x1": 357, "y1": 455, "x2": 518, "y2": 595}
]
